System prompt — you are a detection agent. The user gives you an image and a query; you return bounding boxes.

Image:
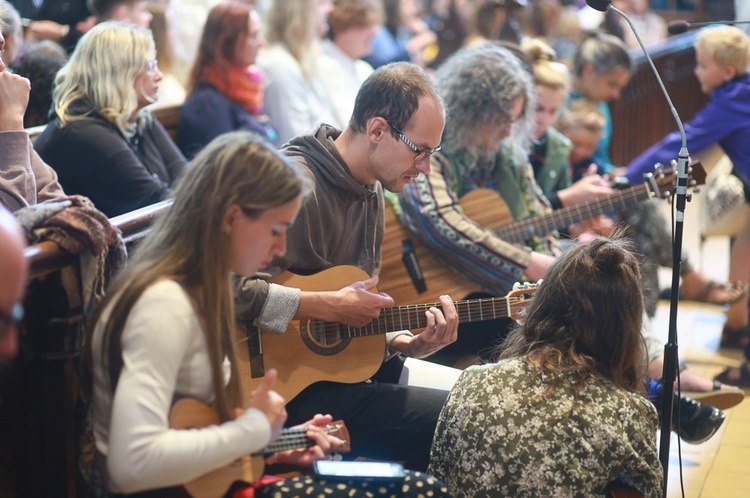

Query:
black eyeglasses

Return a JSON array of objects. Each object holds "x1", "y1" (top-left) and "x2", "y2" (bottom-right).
[
  {"x1": 388, "y1": 123, "x2": 442, "y2": 161},
  {"x1": 0, "y1": 303, "x2": 24, "y2": 333}
]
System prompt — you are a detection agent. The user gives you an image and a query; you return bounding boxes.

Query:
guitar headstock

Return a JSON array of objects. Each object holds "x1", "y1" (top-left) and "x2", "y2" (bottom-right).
[
  {"x1": 507, "y1": 281, "x2": 540, "y2": 321},
  {"x1": 647, "y1": 160, "x2": 706, "y2": 200},
  {"x1": 326, "y1": 420, "x2": 352, "y2": 454}
]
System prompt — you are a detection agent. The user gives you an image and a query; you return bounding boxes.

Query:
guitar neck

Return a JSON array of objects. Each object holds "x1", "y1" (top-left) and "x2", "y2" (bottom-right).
[
  {"x1": 495, "y1": 182, "x2": 654, "y2": 244},
  {"x1": 327, "y1": 293, "x2": 529, "y2": 339},
  {"x1": 256, "y1": 427, "x2": 312, "y2": 455},
  {"x1": 255, "y1": 422, "x2": 347, "y2": 455}
]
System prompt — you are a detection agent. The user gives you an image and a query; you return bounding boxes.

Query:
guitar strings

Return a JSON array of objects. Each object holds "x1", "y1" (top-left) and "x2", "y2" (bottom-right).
[
  {"x1": 254, "y1": 424, "x2": 344, "y2": 455},
  {"x1": 311, "y1": 295, "x2": 533, "y2": 343},
  {"x1": 497, "y1": 176, "x2": 679, "y2": 243}
]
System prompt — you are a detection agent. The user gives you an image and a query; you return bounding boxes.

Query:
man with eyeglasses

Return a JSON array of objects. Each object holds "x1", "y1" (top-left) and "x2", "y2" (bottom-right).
[
  {"x1": 0, "y1": 206, "x2": 26, "y2": 360},
  {"x1": 392, "y1": 43, "x2": 604, "y2": 364},
  {"x1": 234, "y1": 61, "x2": 462, "y2": 470}
]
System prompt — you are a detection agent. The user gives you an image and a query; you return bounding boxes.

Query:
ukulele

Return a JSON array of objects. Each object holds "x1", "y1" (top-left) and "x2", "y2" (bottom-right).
[{"x1": 168, "y1": 398, "x2": 351, "y2": 498}]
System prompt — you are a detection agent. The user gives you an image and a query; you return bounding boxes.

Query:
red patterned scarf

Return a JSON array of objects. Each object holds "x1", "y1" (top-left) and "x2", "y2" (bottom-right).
[{"x1": 204, "y1": 65, "x2": 265, "y2": 115}]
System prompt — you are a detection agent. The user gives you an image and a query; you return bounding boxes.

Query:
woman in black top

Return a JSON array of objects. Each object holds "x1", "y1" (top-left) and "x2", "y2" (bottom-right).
[{"x1": 35, "y1": 21, "x2": 186, "y2": 218}]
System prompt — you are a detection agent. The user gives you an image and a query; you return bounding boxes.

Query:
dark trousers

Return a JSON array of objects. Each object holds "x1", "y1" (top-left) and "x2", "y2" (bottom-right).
[{"x1": 284, "y1": 357, "x2": 449, "y2": 470}]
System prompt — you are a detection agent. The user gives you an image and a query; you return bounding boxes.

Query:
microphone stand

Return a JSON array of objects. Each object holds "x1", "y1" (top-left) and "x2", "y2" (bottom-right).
[{"x1": 608, "y1": 6, "x2": 691, "y2": 494}]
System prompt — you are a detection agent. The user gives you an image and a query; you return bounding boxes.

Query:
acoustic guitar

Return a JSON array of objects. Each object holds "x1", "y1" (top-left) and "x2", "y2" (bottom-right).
[
  {"x1": 379, "y1": 164, "x2": 706, "y2": 305},
  {"x1": 168, "y1": 398, "x2": 350, "y2": 498},
  {"x1": 239, "y1": 265, "x2": 538, "y2": 402}
]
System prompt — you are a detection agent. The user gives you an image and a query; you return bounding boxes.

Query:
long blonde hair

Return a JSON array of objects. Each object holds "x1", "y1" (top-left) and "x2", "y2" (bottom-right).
[
  {"x1": 85, "y1": 131, "x2": 309, "y2": 422},
  {"x1": 52, "y1": 21, "x2": 155, "y2": 137},
  {"x1": 265, "y1": 0, "x2": 320, "y2": 81}
]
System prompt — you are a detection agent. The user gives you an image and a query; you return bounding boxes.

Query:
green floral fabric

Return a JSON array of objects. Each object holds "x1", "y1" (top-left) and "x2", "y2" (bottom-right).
[{"x1": 428, "y1": 358, "x2": 663, "y2": 497}]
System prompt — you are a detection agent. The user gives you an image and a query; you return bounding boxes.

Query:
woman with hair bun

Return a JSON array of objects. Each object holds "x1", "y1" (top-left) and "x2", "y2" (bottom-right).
[{"x1": 428, "y1": 233, "x2": 663, "y2": 497}]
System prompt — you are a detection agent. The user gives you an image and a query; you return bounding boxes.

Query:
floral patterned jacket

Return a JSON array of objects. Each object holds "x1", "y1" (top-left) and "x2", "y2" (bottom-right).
[{"x1": 428, "y1": 358, "x2": 663, "y2": 497}]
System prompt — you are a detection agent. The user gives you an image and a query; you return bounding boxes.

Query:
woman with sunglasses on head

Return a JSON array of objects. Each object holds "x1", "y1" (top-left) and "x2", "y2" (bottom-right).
[{"x1": 35, "y1": 21, "x2": 186, "y2": 218}]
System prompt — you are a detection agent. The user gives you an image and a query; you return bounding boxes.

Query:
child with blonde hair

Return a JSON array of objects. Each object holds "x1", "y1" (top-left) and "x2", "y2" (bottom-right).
[{"x1": 624, "y1": 25, "x2": 750, "y2": 366}]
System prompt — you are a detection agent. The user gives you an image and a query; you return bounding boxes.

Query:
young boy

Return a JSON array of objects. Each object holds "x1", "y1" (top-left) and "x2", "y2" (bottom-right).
[
  {"x1": 623, "y1": 25, "x2": 750, "y2": 386},
  {"x1": 625, "y1": 25, "x2": 750, "y2": 184}
]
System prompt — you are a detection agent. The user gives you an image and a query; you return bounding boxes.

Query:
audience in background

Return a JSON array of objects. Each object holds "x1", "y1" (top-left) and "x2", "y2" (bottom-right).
[
  {"x1": 555, "y1": 98, "x2": 616, "y2": 239},
  {"x1": 423, "y1": 0, "x2": 470, "y2": 69},
  {"x1": 257, "y1": 0, "x2": 339, "y2": 145},
  {"x1": 557, "y1": 97, "x2": 608, "y2": 182},
  {"x1": 319, "y1": 0, "x2": 382, "y2": 126},
  {"x1": 568, "y1": 31, "x2": 633, "y2": 175},
  {"x1": 0, "y1": 34, "x2": 65, "y2": 212},
  {"x1": 25, "y1": 0, "x2": 96, "y2": 53},
  {"x1": 523, "y1": 37, "x2": 573, "y2": 204},
  {"x1": 364, "y1": 0, "x2": 435, "y2": 68},
  {"x1": 87, "y1": 0, "x2": 152, "y2": 28},
  {"x1": 0, "y1": 1, "x2": 22, "y2": 66},
  {"x1": 12, "y1": 42, "x2": 68, "y2": 128},
  {"x1": 145, "y1": 1, "x2": 186, "y2": 108},
  {"x1": 34, "y1": 22, "x2": 186, "y2": 218},
  {"x1": 179, "y1": 1, "x2": 275, "y2": 158},
  {"x1": 612, "y1": 0, "x2": 667, "y2": 49}
]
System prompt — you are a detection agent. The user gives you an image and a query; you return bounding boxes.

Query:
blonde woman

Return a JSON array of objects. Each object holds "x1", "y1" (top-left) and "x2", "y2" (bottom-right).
[
  {"x1": 257, "y1": 0, "x2": 339, "y2": 145},
  {"x1": 35, "y1": 21, "x2": 186, "y2": 218}
]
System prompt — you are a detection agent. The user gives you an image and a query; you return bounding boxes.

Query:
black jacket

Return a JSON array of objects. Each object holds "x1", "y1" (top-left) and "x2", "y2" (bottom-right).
[{"x1": 35, "y1": 101, "x2": 186, "y2": 217}]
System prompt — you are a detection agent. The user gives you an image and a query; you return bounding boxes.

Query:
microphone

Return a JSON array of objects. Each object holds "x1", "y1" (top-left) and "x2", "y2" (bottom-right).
[
  {"x1": 586, "y1": 0, "x2": 691, "y2": 493},
  {"x1": 668, "y1": 19, "x2": 750, "y2": 35}
]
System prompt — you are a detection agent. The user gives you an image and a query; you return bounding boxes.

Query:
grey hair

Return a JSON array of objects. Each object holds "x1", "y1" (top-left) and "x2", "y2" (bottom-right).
[
  {"x1": 572, "y1": 32, "x2": 634, "y2": 78},
  {"x1": 435, "y1": 42, "x2": 537, "y2": 160},
  {"x1": 0, "y1": 1, "x2": 22, "y2": 37}
]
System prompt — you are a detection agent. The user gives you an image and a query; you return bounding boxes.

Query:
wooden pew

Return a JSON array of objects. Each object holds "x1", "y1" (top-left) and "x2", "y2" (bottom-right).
[
  {"x1": 24, "y1": 103, "x2": 182, "y2": 144},
  {"x1": 0, "y1": 201, "x2": 171, "y2": 498}
]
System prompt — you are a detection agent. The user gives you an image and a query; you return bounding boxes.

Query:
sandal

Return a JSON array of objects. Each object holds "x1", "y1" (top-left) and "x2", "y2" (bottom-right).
[
  {"x1": 714, "y1": 362, "x2": 750, "y2": 389},
  {"x1": 660, "y1": 280, "x2": 749, "y2": 306},
  {"x1": 720, "y1": 323, "x2": 750, "y2": 349}
]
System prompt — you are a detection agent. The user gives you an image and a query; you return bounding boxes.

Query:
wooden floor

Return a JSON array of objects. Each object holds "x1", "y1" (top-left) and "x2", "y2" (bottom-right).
[{"x1": 652, "y1": 194, "x2": 750, "y2": 498}]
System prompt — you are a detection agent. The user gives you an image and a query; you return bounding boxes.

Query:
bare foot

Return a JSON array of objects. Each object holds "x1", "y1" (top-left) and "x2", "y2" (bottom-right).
[{"x1": 681, "y1": 271, "x2": 747, "y2": 305}]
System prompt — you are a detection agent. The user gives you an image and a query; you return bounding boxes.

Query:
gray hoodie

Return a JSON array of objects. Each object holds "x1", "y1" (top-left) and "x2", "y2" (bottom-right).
[{"x1": 234, "y1": 125, "x2": 409, "y2": 353}]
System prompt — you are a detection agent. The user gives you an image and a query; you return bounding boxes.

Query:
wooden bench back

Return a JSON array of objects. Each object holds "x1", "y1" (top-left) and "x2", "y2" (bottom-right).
[{"x1": 25, "y1": 103, "x2": 182, "y2": 144}]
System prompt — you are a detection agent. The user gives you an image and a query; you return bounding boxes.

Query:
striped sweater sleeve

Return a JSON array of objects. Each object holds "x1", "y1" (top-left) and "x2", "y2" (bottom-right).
[{"x1": 397, "y1": 155, "x2": 533, "y2": 295}]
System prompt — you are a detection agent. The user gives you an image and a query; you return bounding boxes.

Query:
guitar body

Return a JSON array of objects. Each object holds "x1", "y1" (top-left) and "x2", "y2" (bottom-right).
[
  {"x1": 379, "y1": 163, "x2": 706, "y2": 305},
  {"x1": 379, "y1": 189, "x2": 515, "y2": 305},
  {"x1": 240, "y1": 266, "x2": 387, "y2": 402},
  {"x1": 169, "y1": 399, "x2": 264, "y2": 498}
]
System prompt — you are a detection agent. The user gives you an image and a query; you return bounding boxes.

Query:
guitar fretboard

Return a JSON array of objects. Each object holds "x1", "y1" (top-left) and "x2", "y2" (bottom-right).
[
  {"x1": 496, "y1": 177, "x2": 670, "y2": 243},
  {"x1": 308, "y1": 291, "x2": 535, "y2": 343},
  {"x1": 254, "y1": 424, "x2": 343, "y2": 455}
]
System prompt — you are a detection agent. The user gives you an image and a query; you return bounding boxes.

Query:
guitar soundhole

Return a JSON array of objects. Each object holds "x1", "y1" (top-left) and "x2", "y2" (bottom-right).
[{"x1": 299, "y1": 320, "x2": 351, "y2": 355}]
